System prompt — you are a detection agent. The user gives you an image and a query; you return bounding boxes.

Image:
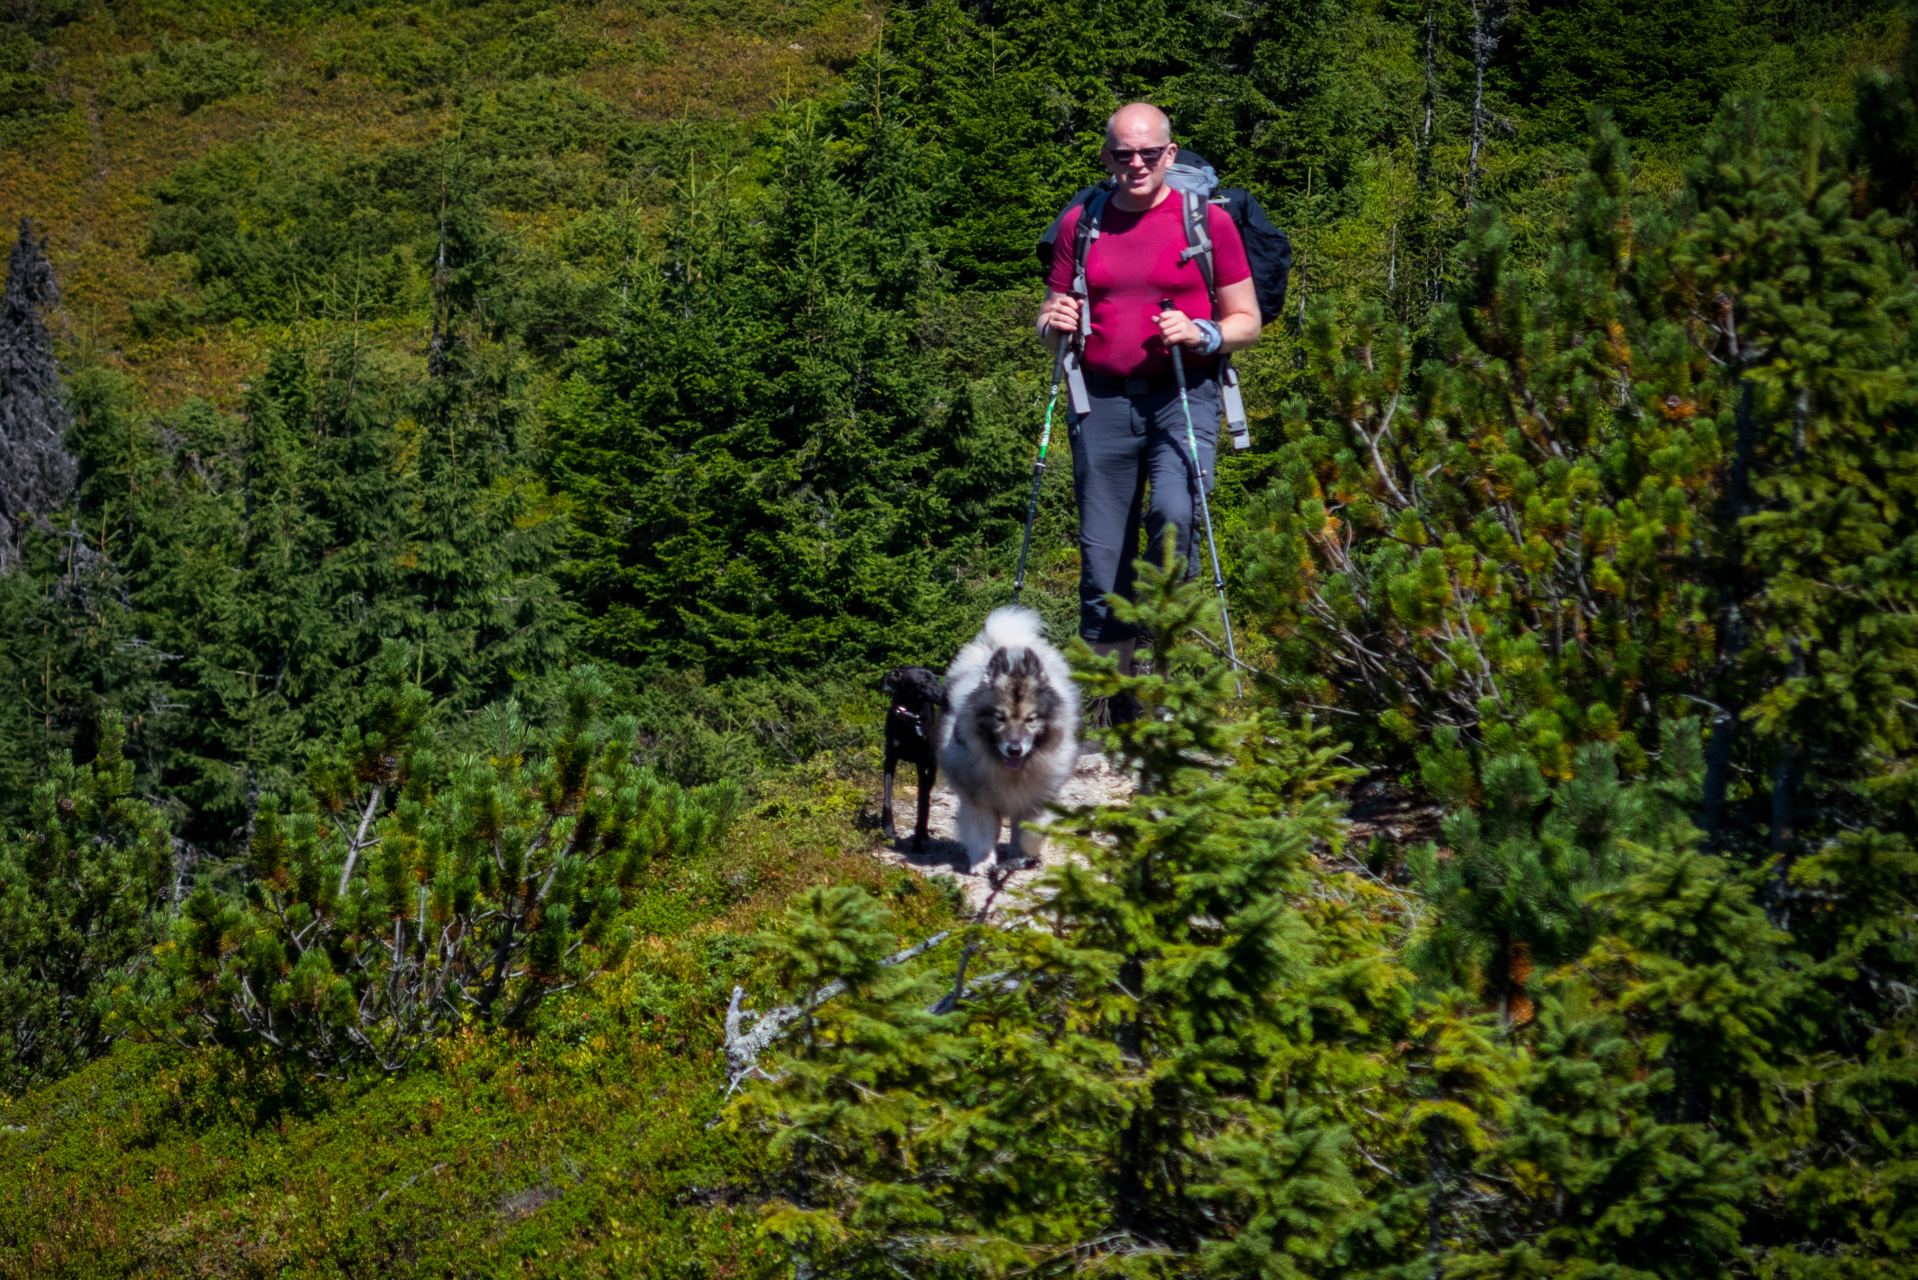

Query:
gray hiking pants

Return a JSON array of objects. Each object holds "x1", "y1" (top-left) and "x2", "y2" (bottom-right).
[{"x1": 1069, "y1": 372, "x2": 1221, "y2": 644}]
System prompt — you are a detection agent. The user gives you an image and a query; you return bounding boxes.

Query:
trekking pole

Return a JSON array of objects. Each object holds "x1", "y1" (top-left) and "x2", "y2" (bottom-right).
[
  {"x1": 1160, "y1": 300, "x2": 1243, "y2": 696},
  {"x1": 1012, "y1": 340, "x2": 1068, "y2": 603}
]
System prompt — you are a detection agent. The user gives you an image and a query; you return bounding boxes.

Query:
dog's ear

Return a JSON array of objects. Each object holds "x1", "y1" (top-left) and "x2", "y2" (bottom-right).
[
  {"x1": 986, "y1": 647, "x2": 1011, "y2": 679},
  {"x1": 1012, "y1": 648, "x2": 1044, "y2": 680}
]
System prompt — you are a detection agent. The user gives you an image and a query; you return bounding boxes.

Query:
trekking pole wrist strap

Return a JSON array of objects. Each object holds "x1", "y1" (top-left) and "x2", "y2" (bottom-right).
[{"x1": 1192, "y1": 318, "x2": 1223, "y2": 355}]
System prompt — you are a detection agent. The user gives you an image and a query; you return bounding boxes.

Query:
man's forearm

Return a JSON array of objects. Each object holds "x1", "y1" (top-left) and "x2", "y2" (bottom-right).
[{"x1": 1219, "y1": 311, "x2": 1261, "y2": 353}]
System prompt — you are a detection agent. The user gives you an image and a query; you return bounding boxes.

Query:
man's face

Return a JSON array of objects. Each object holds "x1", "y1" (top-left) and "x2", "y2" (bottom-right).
[{"x1": 1101, "y1": 119, "x2": 1175, "y2": 202}]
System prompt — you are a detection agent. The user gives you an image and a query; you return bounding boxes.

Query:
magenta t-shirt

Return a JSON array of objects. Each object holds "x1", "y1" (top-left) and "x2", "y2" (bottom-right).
[{"x1": 1046, "y1": 193, "x2": 1252, "y2": 379}]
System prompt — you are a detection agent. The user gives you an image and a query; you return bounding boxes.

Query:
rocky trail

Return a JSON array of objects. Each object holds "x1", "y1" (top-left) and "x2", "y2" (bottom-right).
[
  {"x1": 874, "y1": 747, "x2": 1135, "y2": 914},
  {"x1": 871, "y1": 749, "x2": 1446, "y2": 916}
]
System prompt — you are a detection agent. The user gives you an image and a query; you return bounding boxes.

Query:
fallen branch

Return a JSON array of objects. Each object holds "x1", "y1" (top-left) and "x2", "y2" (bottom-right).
[
  {"x1": 723, "y1": 931, "x2": 949, "y2": 1091},
  {"x1": 375, "y1": 1163, "x2": 448, "y2": 1208},
  {"x1": 931, "y1": 860, "x2": 1022, "y2": 1014}
]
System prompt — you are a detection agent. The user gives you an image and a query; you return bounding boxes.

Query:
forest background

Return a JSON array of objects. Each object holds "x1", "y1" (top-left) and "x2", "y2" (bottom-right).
[{"x1": 1, "y1": 0, "x2": 1915, "y2": 1276}]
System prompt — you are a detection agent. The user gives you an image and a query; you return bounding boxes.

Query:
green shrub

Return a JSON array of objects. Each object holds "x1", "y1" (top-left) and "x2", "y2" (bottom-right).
[
  {"x1": 139, "y1": 136, "x2": 429, "y2": 326},
  {"x1": 618, "y1": 666, "x2": 882, "y2": 790},
  {"x1": 107, "y1": 39, "x2": 266, "y2": 114},
  {"x1": 0, "y1": 34, "x2": 60, "y2": 142},
  {"x1": 115, "y1": 649, "x2": 741, "y2": 1076},
  {"x1": 0, "y1": 717, "x2": 173, "y2": 1095}
]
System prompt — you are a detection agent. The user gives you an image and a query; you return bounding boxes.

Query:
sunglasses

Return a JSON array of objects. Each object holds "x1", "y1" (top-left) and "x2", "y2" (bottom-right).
[{"x1": 1105, "y1": 146, "x2": 1170, "y2": 167}]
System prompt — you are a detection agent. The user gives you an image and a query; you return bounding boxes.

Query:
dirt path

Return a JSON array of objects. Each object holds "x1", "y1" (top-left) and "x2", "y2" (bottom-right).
[
  {"x1": 874, "y1": 748, "x2": 1135, "y2": 914},
  {"x1": 871, "y1": 755, "x2": 1443, "y2": 917}
]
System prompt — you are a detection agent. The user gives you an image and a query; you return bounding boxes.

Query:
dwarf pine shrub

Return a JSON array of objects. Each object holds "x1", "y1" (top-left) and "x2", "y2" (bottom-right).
[
  {"x1": 0, "y1": 715, "x2": 172, "y2": 1094},
  {"x1": 113, "y1": 645, "x2": 740, "y2": 1076}
]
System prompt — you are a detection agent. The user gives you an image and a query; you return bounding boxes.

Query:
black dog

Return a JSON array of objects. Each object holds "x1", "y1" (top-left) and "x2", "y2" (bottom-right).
[{"x1": 880, "y1": 666, "x2": 946, "y2": 851}]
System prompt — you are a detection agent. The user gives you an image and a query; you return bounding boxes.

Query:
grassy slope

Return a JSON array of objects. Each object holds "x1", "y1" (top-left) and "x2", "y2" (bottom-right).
[
  {"x1": 3, "y1": 30, "x2": 923, "y2": 1267},
  {"x1": 1, "y1": 0, "x2": 876, "y2": 411},
  {"x1": 0, "y1": 760, "x2": 958, "y2": 1278}
]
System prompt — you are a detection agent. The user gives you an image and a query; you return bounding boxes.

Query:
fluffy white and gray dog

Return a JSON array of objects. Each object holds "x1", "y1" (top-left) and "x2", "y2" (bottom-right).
[{"x1": 937, "y1": 606, "x2": 1079, "y2": 874}]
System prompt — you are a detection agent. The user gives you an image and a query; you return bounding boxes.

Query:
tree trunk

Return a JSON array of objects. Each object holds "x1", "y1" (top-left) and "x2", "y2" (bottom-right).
[
  {"x1": 1113, "y1": 951, "x2": 1146, "y2": 1235},
  {"x1": 1464, "y1": 0, "x2": 1506, "y2": 211},
  {"x1": 1419, "y1": 5, "x2": 1436, "y2": 192},
  {"x1": 1698, "y1": 379, "x2": 1758, "y2": 848}
]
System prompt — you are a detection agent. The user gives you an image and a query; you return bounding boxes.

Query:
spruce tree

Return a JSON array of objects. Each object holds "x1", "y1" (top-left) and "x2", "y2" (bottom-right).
[
  {"x1": 406, "y1": 150, "x2": 568, "y2": 707},
  {"x1": 0, "y1": 215, "x2": 75, "y2": 571},
  {"x1": 0, "y1": 228, "x2": 155, "y2": 825},
  {"x1": 1035, "y1": 557, "x2": 1359, "y2": 1254},
  {"x1": 549, "y1": 107, "x2": 986, "y2": 676},
  {"x1": 744, "y1": 884, "x2": 951, "y2": 1275}
]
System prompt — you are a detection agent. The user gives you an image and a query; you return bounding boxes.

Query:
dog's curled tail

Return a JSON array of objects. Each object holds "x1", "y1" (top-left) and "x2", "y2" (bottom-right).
[
  {"x1": 978, "y1": 605, "x2": 1046, "y2": 651},
  {"x1": 945, "y1": 605, "x2": 1054, "y2": 710}
]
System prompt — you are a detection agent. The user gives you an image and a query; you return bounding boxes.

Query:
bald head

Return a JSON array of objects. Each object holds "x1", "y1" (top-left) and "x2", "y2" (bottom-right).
[
  {"x1": 1105, "y1": 102, "x2": 1173, "y2": 149},
  {"x1": 1100, "y1": 103, "x2": 1177, "y2": 209}
]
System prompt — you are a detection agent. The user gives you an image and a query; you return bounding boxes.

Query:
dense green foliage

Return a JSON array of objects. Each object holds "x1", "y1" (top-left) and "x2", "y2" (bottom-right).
[
  {"x1": 2, "y1": 0, "x2": 1916, "y2": 1276},
  {"x1": 0, "y1": 715, "x2": 170, "y2": 1095},
  {"x1": 741, "y1": 572, "x2": 1918, "y2": 1277},
  {"x1": 547, "y1": 113, "x2": 1029, "y2": 672},
  {"x1": 117, "y1": 649, "x2": 740, "y2": 1075},
  {"x1": 1244, "y1": 102, "x2": 1918, "y2": 915}
]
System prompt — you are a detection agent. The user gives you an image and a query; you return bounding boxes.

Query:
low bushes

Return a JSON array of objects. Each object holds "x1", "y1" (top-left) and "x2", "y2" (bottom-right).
[{"x1": 114, "y1": 650, "x2": 741, "y2": 1077}]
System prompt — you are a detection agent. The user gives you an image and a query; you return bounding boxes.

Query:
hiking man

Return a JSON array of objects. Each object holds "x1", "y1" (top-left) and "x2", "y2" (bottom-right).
[{"x1": 1037, "y1": 103, "x2": 1261, "y2": 676}]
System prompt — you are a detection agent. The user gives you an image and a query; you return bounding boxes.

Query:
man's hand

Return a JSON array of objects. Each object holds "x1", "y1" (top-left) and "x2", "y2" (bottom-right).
[
  {"x1": 1153, "y1": 307, "x2": 1206, "y2": 350},
  {"x1": 1038, "y1": 292, "x2": 1081, "y2": 339}
]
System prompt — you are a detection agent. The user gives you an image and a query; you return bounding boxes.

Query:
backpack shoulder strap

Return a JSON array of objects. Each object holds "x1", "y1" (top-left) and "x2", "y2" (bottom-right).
[
  {"x1": 1071, "y1": 187, "x2": 1112, "y2": 293},
  {"x1": 1179, "y1": 189, "x2": 1218, "y2": 313},
  {"x1": 1070, "y1": 186, "x2": 1112, "y2": 339}
]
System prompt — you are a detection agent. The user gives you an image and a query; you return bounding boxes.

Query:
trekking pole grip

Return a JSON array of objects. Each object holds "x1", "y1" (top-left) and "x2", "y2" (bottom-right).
[{"x1": 1159, "y1": 298, "x2": 1188, "y2": 386}]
